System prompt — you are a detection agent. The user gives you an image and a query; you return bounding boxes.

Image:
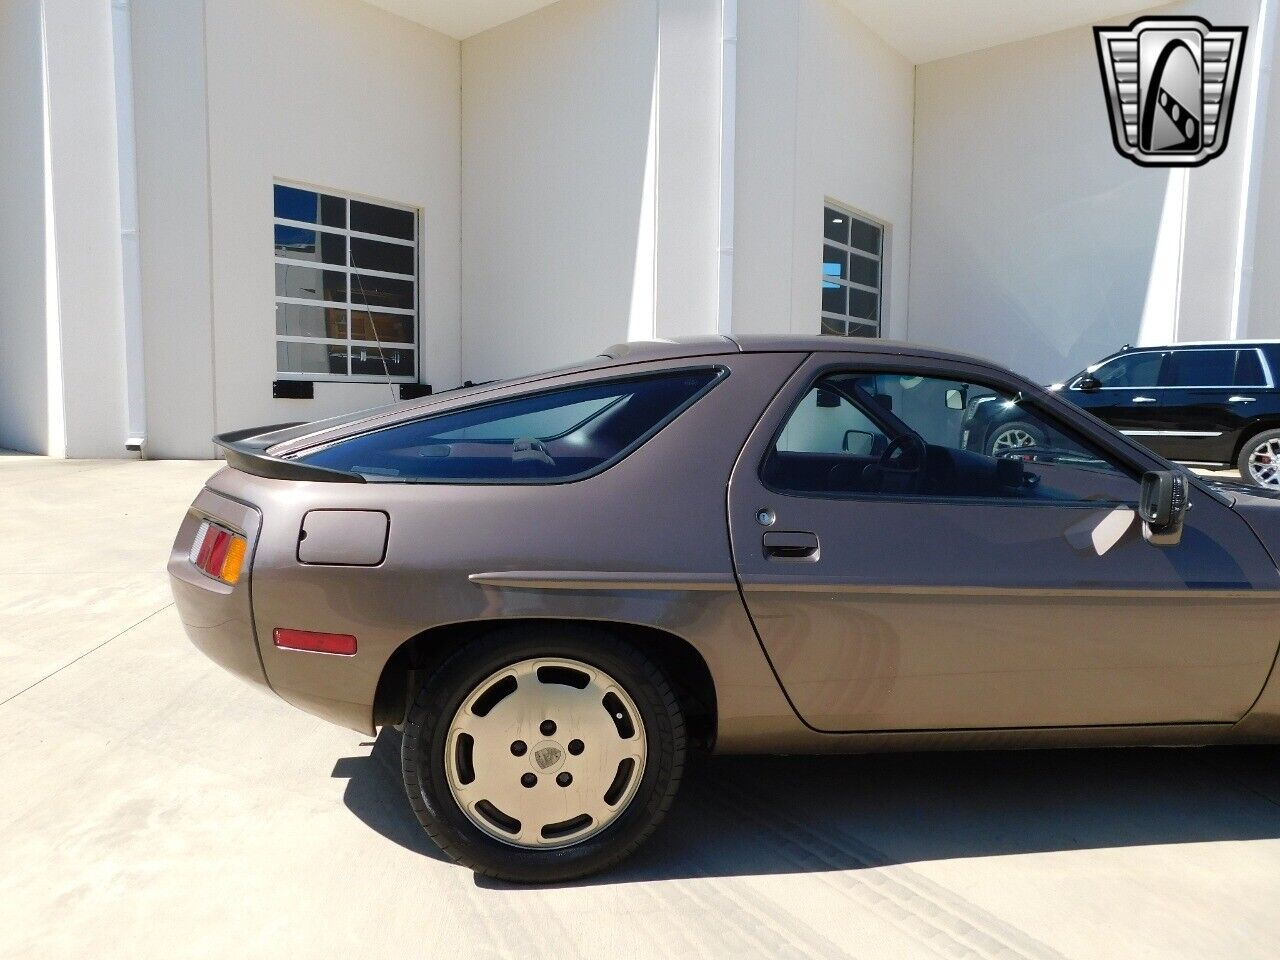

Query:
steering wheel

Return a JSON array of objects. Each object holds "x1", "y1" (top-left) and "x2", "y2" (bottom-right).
[
  {"x1": 865, "y1": 432, "x2": 926, "y2": 494},
  {"x1": 878, "y1": 433, "x2": 926, "y2": 471}
]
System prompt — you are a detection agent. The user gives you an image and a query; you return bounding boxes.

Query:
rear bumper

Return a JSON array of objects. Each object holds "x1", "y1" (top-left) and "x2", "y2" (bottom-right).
[{"x1": 167, "y1": 487, "x2": 271, "y2": 692}]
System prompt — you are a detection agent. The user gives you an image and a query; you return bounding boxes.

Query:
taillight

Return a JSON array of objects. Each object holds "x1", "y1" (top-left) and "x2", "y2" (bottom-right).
[{"x1": 189, "y1": 519, "x2": 248, "y2": 584}]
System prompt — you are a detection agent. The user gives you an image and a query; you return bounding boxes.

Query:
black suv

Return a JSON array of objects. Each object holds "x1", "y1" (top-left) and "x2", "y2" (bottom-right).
[{"x1": 964, "y1": 342, "x2": 1280, "y2": 487}]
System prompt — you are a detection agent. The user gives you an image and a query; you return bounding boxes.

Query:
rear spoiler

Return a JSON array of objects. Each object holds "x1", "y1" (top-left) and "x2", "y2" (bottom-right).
[{"x1": 213, "y1": 423, "x2": 366, "y2": 484}]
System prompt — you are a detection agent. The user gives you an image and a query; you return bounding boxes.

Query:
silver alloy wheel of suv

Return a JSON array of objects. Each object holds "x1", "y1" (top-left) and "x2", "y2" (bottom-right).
[{"x1": 444, "y1": 656, "x2": 648, "y2": 849}]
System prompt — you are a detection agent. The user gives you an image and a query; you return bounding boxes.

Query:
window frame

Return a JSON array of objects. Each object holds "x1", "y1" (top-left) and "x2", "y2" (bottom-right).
[
  {"x1": 273, "y1": 180, "x2": 420, "y2": 384},
  {"x1": 290, "y1": 365, "x2": 730, "y2": 485},
  {"x1": 759, "y1": 363, "x2": 1145, "y2": 508},
  {"x1": 821, "y1": 202, "x2": 886, "y2": 339}
]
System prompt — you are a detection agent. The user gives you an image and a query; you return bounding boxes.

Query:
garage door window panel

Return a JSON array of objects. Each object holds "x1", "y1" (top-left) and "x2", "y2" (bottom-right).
[
  {"x1": 273, "y1": 183, "x2": 418, "y2": 382},
  {"x1": 821, "y1": 204, "x2": 884, "y2": 338}
]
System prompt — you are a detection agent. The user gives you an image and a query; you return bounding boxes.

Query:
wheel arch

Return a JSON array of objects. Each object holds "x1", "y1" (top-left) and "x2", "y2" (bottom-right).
[{"x1": 373, "y1": 618, "x2": 718, "y2": 749}]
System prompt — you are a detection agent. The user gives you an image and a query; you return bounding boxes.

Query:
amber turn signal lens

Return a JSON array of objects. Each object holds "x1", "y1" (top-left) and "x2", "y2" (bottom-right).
[{"x1": 189, "y1": 519, "x2": 247, "y2": 584}]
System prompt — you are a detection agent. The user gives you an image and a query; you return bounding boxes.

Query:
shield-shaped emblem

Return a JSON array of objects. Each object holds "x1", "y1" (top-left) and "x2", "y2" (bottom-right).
[
  {"x1": 534, "y1": 745, "x2": 562, "y2": 770},
  {"x1": 1095, "y1": 16, "x2": 1247, "y2": 167}
]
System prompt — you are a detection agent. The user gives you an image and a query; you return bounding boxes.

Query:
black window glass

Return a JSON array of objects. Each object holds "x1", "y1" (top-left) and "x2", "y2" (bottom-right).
[
  {"x1": 764, "y1": 372, "x2": 1135, "y2": 502},
  {"x1": 821, "y1": 282, "x2": 845, "y2": 314},
  {"x1": 1235, "y1": 350, "x2": 1267, "y2": 387},
  {"x1": 351, "y1": 236, "x2": 415, "y2": 276},
  {"x1": 822, "y1": 245, "x2": 847, "y2": 281},
  {"x1": 1167, "y1": 350, "x2": 1236, "y2": 387},
  {"x1": 848, "y1": 218, "x2": 882, "y2": 255},
  {"x1": 847, "y1": 288, "x2": 877, "y2": 321},
  {"x1": 274, "y1": 225, "x2": 345, "y2": 265},
  {"x1": 297, "y1": 369, "x2": 722, "y2": 482},
  {"x1": 273, "y1": 185, "x2": 345, "y2": 228},
  {"x1": 350, "y1": 273, "x2": 413, "y2": 311},
  {"x1": 351, "y1": 200, "x2": 414, "y2": 240},
  {"x1": 823, "y1": 207, "x2": 849, "y2": 244},
  {"x1": 848, "y1": 253, "x2": 878, "y2": 287},
  {"x1": 1090, "y1": 352, "x2": 1164, "y2": 388}
]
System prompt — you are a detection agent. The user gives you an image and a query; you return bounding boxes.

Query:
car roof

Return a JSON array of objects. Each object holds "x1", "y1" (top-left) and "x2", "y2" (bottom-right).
[
  {"x1": 1114, "y1": 341, "x2": 1280, "y2": 351},
  {"x1": 601, "y1": 334, "x2": 993, "y2": 366}
]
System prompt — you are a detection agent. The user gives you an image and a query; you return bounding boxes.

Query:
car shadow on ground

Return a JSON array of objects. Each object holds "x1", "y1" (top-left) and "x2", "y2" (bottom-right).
[{"x1": 335, "y1": 726, "x2": 1280, "y2": 888}]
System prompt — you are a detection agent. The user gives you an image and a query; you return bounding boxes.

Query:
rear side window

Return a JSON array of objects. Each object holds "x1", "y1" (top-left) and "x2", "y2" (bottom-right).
[
  {"x1": 1234, "y1": 350, "x2": 1267, "y2": 387},
  {"x1": 1165, "y1": 349, "x2": 1238, "y2": 387},
  {"x1": 295, "y1": 368, "x2": 723, "y2": 482}
]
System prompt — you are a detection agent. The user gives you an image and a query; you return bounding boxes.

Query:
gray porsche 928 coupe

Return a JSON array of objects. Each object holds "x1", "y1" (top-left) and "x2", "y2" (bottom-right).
[{"x1": 170, "y1": 335, "x2": 1280, "y2": 882}]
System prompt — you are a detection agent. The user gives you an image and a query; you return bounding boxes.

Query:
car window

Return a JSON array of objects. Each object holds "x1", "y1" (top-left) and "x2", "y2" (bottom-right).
[
  {"x1": 296, "y1": 368, "x2": 722, "y2": 482},
  {"x1": 1087, "y1": 351, "x2": 1165, "y2": 388},
  {"x1": 1165, "y1": 349, "x2": 1237, "y2": 387},
  {"x1": 763, "y1": 372, "x2": 1137, "y2": 503},
  {"x1": 1234, "y1": 350, "x2": 1267, "y2": 387},
  {"x1": 775, "y1": 386, "x2": 887, "y2": 455}
]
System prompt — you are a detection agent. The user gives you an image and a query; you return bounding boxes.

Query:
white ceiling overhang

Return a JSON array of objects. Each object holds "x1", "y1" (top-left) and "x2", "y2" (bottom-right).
[
  {"x1": 359, "y1": 0, "x2": 563, "y2": 39},
  {"x1": 835, "y1": 0, "x2": 1170, "y2": 64},
  {"x1": 361, "y1": 0, "x2": 1167, "y2": 59}
]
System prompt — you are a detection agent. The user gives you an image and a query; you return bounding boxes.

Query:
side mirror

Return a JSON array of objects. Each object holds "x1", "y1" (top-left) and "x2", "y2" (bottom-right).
[
  {"x1": 1077, "y1": 375, "x2": 1101, "y2": 392},
  {"x1": 842, "y1": 430, "x2": 874, "y2": 454},
  {"x1": 1140, "y1": 470, "x2": 1189, "y2": 546},
  {"x1": 944, "y1": 389, "x2": 965, "y2": 410},
  {"x1": 816, "y1": 387, "x2": 841, "y2": 408},
  {"x1": 872, "y1": 394, "x2": 893, "y2": 412}
]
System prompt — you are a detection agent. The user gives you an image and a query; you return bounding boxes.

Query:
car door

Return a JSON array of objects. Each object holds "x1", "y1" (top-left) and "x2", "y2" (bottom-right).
[
  {"x1": 1158, "y1": 348, "x2": 1271, "y2": 464},
  {"x1": 727, "y1": 352, "x2": 1280, "y2": 732},
  {"x1": 1068, "y1": 350, "x2": 1171, "y2": 450}
]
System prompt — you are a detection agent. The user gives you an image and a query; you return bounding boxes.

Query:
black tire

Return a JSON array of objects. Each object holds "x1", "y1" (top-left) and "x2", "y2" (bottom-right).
[
  {"x1": 400, "y1": 623, "x2": 685, "y2": 883},
  {"x1": 987, "y1": 420, "x2": 1047, "y2": 456},
  {"x1": 1236, "y1": 428, "x2": 1280, "y2": 488}
]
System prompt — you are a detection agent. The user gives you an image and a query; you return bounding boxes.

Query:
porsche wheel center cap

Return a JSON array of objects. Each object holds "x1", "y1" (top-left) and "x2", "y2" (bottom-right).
[{"x1": 531, "y1": 741, "x2": 565, "y2": 773}]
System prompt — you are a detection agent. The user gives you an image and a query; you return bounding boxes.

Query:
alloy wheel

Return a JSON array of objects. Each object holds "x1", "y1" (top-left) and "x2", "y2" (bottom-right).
[
  {"x1": 991, "y1": 428, "x2": 1038, "y2": 454},
  {"x1": 444, "y1": 657, "x2": 648, "y2": 849},
  {"x1": 1248, "y1": 438, "x2": 1280, "y2": 487}
]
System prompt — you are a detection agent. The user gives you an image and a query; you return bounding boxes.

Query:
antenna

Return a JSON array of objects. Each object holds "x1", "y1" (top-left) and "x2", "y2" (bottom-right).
[{"x1": 350, "y1": 265, "x2": 399, "y2": 404}]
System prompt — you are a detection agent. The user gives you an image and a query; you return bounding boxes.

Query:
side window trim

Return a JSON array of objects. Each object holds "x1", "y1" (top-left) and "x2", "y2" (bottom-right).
[{"x1": 1069, "y1": 349, "x2": 1168, "y2": 390}]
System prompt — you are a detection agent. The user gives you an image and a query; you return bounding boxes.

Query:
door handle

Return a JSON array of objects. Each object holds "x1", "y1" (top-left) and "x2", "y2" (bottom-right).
[
  {"x1": 1229, "y1": 395, "x2": 1256, "y2": 403},
  {"x1": 762, "y1": 530, "x2": 820, "y2": 561},
  {"x1": 1132, "y1": 396, "x2": 1157, "y2": 403}
]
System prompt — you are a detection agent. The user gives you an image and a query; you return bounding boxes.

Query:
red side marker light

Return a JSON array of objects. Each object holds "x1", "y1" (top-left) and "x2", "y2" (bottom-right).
[{"x1": 272, "y1": 628, "x2": 358, "y2": 656}]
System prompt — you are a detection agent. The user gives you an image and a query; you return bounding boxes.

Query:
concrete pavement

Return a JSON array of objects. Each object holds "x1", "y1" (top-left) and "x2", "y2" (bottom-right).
[{"x1": 3, "y1": 454, "x2": 1280, "y2": 959}]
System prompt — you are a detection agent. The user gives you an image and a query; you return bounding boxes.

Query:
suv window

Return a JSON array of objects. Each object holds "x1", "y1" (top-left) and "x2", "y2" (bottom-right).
[
  {"x1": 764, "y1": 372, "x2": 1136, "y2": 503},
  {"x1": 1085, "y1": 351, "x2": 1165, "y2": 388},
  {"x1": 1165, "y1": 349, "x2": 1239, "y2": 387},
  {"x1": 1235, "y1": 349, "x2": 1268, "y2": 387},
  {"x1": 297, "y1": 368, "x2": 722, "y2": 482}
]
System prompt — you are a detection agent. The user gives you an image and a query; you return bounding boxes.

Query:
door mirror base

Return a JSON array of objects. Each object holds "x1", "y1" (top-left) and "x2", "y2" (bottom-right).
[{"x1": 1140, "y1": 470, "x2": 1189, "y2": 546}]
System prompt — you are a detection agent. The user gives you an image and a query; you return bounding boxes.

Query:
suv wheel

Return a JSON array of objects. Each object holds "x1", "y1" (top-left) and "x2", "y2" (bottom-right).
[
  {"x1": 1238, "y1": 429, "x2": 1280, "y2": 488},
  {"x1": 988, "y1": 421, "x2": 1046, "y2": 456},
  {"x1": 401, "y1": 624, "x2": 685, "y2": 882}
]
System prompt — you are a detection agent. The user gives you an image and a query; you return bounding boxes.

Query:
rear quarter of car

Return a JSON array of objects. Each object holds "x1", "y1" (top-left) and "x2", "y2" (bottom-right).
[{"x1": 167, "y1": 351, "x2": 805, "y2": 743}]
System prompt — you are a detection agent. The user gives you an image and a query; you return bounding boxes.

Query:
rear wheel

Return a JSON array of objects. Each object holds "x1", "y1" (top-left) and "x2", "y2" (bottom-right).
[
  {"x1": 1238, "y1": 429, "x2": 1280, "y2": 488},
  {"x1": 401, "y1": 624, "x2": 685, "y2": 882}
]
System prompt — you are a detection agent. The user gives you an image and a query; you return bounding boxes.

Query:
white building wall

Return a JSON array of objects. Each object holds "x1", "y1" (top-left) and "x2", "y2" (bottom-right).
[
  {"x1": 461, "y1": 0, "x2": 660, "y2": 381},
  {"x1": 131, "y1": 0, "x2": 218, "y2": 459},
  {"x1": 201, "y1": 0, "x2": 461, "y2": 437},
  {"x1": 1246, "y1": 2, "x2": 1280, "y2": 338},
  {"x1": 909, "y1": 0, "x2": 1261, "y2": 384},
  {"x1": 0, "y1": 0, "x2": 50, "y2": 455},
  {"x1": 34, "y1": 0, "x2": 133, "y2": 458},
  {"x1": 732, "y1": 0, "x2": 915, "y2": 338}
]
